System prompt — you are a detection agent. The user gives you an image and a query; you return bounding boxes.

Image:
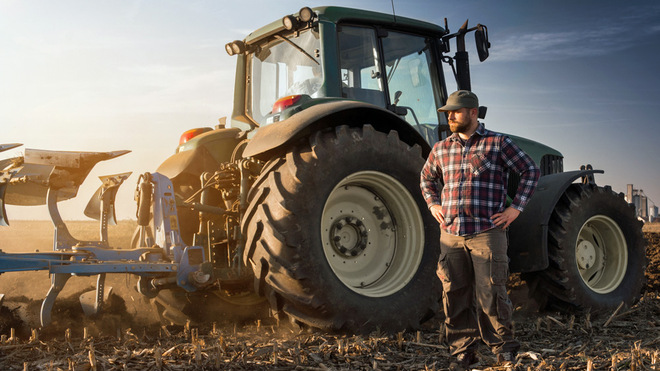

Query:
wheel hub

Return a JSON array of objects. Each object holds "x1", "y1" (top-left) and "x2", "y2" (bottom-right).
[
  {"x1": 576, "y1": 240, "x2": 597, "y2": 269},
  {"x1": 575, "y1": 215, "x2": 628, "y2": 294},
  {"x1": 321, "y1": 171, "x2": 425, "y2": 297},
  {"x1": 330, "y1": 216, "x2": 368, "y2": 257}
]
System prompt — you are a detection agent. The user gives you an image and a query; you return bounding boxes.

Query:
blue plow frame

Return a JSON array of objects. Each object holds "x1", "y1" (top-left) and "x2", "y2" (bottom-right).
[{"x1": 0, "y1": 145, "x2": 210, "y2": 326}]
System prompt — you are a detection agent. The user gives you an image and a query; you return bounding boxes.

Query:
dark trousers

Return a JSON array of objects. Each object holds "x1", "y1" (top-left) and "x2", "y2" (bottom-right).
[{"x1": 436, "y1": 228, "x2": 519, "y2": 356}]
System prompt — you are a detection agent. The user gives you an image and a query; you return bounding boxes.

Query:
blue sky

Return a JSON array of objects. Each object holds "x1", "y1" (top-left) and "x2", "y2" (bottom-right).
[{"x1": 1, "y1": 0, "x2": 659, "y2": 220}]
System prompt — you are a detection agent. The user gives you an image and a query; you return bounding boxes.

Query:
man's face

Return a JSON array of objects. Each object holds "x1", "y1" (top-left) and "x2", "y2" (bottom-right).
[{"x1": 447, "y1": 107, "x2": 476, "y2": 134}]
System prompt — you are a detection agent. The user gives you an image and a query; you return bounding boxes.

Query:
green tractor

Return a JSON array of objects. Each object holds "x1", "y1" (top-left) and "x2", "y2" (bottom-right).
[{"x1": 144, "y1": 6, "x2": 646, "y2": 333}]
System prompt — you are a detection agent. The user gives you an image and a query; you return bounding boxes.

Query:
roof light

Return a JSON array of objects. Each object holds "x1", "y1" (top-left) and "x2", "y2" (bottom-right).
[
  {"x1": 225, "y1": 43, "x2": 235, "y2": 56},
  {"x1": 225, "y1": 40, "x2": 247, "y2": 56},
  {"x1": 299, "y1": 7, "x2": 314, "y2": 23},
  {"x1": 282, "y1": 15, "x2": 299, "y2": 30},
  {"x1": 231, "y1": 40, "x2": 246, "y2": 55},
  {"x1": 272, "y1": 95, "x2": 303, "y2": 113}
]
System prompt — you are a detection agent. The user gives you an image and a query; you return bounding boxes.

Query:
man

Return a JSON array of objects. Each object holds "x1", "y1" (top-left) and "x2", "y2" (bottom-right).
[{"x1": 420, "y1": 90, "x2": 540, "y2": 370}]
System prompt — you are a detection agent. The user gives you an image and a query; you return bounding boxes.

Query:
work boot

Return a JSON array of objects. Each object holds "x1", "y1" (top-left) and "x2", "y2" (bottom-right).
[
  {"x1": 496, "y1": 351, "x2": 517, "y2": 367},
  {"x1": 449, "y1": 352, "x2": 477, "y2": 371}
]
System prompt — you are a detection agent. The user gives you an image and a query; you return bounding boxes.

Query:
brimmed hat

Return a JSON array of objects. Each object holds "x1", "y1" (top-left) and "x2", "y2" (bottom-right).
[{"x1": 437, "y1": 90, "x2": 479, "y2": 112}]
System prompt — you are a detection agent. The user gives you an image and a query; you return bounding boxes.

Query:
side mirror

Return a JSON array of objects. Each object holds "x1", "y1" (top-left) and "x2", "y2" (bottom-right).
[{"x1": 475, "y1": 24, "x2": 490, "y2": 62}]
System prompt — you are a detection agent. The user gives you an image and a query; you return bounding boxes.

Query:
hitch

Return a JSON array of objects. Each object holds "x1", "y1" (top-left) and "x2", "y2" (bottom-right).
[{"x1": 0, "y1": 145, "x2": 212, "y2": 326}]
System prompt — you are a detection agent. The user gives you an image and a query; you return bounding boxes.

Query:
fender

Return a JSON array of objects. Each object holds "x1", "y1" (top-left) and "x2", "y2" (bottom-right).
[
  {"x1": 508, "y1": 169, "x2": 604, "y2": 273},
  {"x1": 157, "y1": 127, "x2": 242, "y2": 181},
  {"x1": 242, "y1": 100, "x2": 432, "y2": 159}
]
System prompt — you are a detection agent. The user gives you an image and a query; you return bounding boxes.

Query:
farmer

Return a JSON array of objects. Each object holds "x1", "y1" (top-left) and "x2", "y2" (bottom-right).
[{"x1": 420, "y1": 90, "x2": 540, "y2": 370}]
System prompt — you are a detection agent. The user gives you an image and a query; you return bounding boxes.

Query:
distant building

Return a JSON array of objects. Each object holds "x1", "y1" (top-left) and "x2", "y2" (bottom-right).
[{"x1": 627, "y1": 184, "x2": 656, "y2": 222}]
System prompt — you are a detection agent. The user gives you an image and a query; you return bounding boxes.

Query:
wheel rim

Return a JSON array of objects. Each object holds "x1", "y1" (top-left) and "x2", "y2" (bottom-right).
[
  {"x1": 575, "y1": 215, "x2": 627, "y2": 294},
  {"x1": 321, "y1": 171, "x2": 424, "y2": 297}
]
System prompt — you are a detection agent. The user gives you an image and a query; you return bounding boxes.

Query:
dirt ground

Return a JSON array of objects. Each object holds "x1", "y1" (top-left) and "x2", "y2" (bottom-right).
[{"x1": 0, "y1": 221, "x2": 659, "y2": 370}]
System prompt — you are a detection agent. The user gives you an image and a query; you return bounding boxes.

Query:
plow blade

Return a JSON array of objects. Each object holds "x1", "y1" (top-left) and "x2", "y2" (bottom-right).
[
  {"x1": 0, "y1": 145, "x2": 23, "y2": 226},
  {"x1": 0, "y1": 148, "x2": 130, "y2": 228},
  {"x1": 24, "y1": 148, "x2": 131, "y2": 191},
  {"x1": 84, "y1": 172, "x2": 133, "y2": 225},
  {"x1": 2, "y1": 149, "x2": 131, "y2": 207},
  {"x1": 80, "y1": 277, "x2": 112, "y2": 317},
  {"x1": 0, "y1": 181, "x2": 8, "y2": 227},
  {"x1": 2, "y1": 163, "x2": 75, "y2": 206},
  {"x1": 0, "y1": 143, "x2": 22, "y2": 153}
]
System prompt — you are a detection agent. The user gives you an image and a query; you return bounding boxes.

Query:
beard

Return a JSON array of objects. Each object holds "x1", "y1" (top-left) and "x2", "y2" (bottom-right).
[
  {"x1": 449, "y1": 120, "x2": 471, "y2": 134},
  {"x1": 448, "y1": 111, "x2": 475, "y2": 134}
]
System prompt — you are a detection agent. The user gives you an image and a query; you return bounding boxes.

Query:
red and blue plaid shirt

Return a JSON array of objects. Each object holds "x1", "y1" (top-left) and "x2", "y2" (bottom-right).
[{"x1": 420, "y1": 124, "x2": 540, "y2": 236}]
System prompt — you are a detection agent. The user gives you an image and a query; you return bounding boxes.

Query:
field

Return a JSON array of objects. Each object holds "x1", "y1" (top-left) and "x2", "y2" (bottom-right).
[{"x1": 0, "y1": 221, "x2": 659, "y2": 370}]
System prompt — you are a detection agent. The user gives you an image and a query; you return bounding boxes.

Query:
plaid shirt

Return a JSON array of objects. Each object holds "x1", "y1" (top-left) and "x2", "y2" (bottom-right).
[{"x1": 420, "y1": 124, "x2": 540, "y2": 236}]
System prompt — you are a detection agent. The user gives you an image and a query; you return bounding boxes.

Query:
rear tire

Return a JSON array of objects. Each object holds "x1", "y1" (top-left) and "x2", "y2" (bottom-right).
[
  {"x1": 537, "y1": 183, "x2": 646, "y2": 311},
  {"x1": 242, "y1": 125, "x2": 441, "y2": 333}
]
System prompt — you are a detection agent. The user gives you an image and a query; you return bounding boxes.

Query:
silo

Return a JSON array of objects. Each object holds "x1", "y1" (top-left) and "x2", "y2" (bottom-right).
[
  {"x1": 627, "y1": 184, "x2": 634, "y2": 204},
  {"x1": 640, "y1": 193, "x2": 648, "y2": 220},
  {"x1": 650, "y1": 205, "x2": 658, "y2": 221}
]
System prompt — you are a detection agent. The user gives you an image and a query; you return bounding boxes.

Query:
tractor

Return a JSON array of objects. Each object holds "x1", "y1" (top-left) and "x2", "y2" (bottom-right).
[{"x1": 0, "y1": 6, "x2": 646, "y2": 334}]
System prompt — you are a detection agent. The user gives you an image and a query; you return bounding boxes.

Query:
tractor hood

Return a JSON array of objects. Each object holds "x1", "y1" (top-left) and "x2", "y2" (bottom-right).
[{"x1": 507, "y1": 133, "x2": 563, "y2": 167}]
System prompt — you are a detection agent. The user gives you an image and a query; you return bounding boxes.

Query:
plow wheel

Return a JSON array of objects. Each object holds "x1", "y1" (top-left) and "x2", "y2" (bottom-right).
[
  {"x1": 241, "y1": 125, "x2": 441, "y2": 333},
  {"x1": 538, "y1": 183, "x2": 647, "y2": 311}
]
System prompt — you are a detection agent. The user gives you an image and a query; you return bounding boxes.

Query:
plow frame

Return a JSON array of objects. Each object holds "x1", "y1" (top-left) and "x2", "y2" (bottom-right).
[{"x1": 0, "y1": 145, "x2": 211, "y2": 326}]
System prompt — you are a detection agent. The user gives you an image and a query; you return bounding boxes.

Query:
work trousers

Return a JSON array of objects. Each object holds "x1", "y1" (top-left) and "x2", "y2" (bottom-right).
[{"x1": 436, "y1": 228, "x2": 519, "y2": 356}]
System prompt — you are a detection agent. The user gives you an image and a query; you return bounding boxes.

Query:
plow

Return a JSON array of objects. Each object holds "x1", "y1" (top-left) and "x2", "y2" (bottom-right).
[{"x1": 0, "y1": 144, "x2": 210, "y2": 326}]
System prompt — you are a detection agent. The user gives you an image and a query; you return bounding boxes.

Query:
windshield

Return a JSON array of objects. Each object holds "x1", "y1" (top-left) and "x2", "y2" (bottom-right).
[{"x1": 247, "y1": 28, "x2": 323, "y2": 126}]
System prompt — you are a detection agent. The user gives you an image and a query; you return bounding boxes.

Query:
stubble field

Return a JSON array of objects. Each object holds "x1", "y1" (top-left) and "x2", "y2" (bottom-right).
[{"x1": 0, "y1": 221, "x2": 659, "y2": 370}]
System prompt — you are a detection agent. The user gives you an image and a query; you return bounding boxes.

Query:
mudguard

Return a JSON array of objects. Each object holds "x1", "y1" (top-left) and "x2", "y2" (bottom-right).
[
  {"x1": 508, "y1": 169, "x2": 604, "y2": 273},
  {"x1": 158, "y1": 127, "x2": 242, "y2": 181},
  {"x1": 242, "y1": 100, "x2": 431, "y2": 159}
]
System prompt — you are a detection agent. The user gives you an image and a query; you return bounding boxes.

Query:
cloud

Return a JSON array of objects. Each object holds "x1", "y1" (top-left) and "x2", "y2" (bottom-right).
[
  {"x1": 489, "y1": 5, "x2": 660, "y2": 62},
  {"x1": 492, "y1": 28, "x2": 622, "y2": 61}
]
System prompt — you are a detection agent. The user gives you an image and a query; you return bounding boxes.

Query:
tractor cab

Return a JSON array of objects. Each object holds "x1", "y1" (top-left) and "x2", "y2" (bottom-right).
[{"x1": 225, "y1": 6, "x2": 491, "y2": 147}]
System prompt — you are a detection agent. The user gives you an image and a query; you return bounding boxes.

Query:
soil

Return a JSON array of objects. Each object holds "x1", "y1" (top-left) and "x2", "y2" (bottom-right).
[{"x1": 0, "y1": 221, "x2": 659, "y2": 370}]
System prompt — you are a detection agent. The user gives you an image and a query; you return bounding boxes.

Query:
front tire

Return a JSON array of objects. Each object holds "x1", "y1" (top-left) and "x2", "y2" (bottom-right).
[
  {"x1": 538, "y1": 183, "x2": 646, "y2": 311},
  {"x1": 242, "y1": 125, "x2": 441, "y2": 333}
]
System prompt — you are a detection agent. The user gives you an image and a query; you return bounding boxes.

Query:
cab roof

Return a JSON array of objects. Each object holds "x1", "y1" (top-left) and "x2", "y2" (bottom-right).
[{"x1": 244, "y1": 6, "x2": 447, "y2": 45}]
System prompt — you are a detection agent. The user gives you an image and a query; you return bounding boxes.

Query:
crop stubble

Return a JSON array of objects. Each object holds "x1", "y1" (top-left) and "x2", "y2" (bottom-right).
[{"x1": 0, "y1": 221, "x2": 659, "y2": 370}]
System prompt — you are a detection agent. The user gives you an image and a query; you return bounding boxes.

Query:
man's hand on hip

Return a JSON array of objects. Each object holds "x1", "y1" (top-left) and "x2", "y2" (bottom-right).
[
  {"x1": 430, "y1": 205, "x2": 444, "y2": 225},
  {"x1": 491, "y1": 207, "x2": 521, "y2": 229}
]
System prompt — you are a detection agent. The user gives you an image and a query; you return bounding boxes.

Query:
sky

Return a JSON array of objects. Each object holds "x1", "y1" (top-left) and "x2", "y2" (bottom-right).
[{"x1": 1, "y1": 0, "x2": 659, "y2": 221}]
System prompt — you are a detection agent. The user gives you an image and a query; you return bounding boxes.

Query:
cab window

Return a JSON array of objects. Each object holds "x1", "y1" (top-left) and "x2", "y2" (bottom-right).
[
  {"x1": 381, "y1": 31, "x2": 442, "y2": 143},
  {"x1": 337, "y1": 26, "x2": 386, "y2": 107}
]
